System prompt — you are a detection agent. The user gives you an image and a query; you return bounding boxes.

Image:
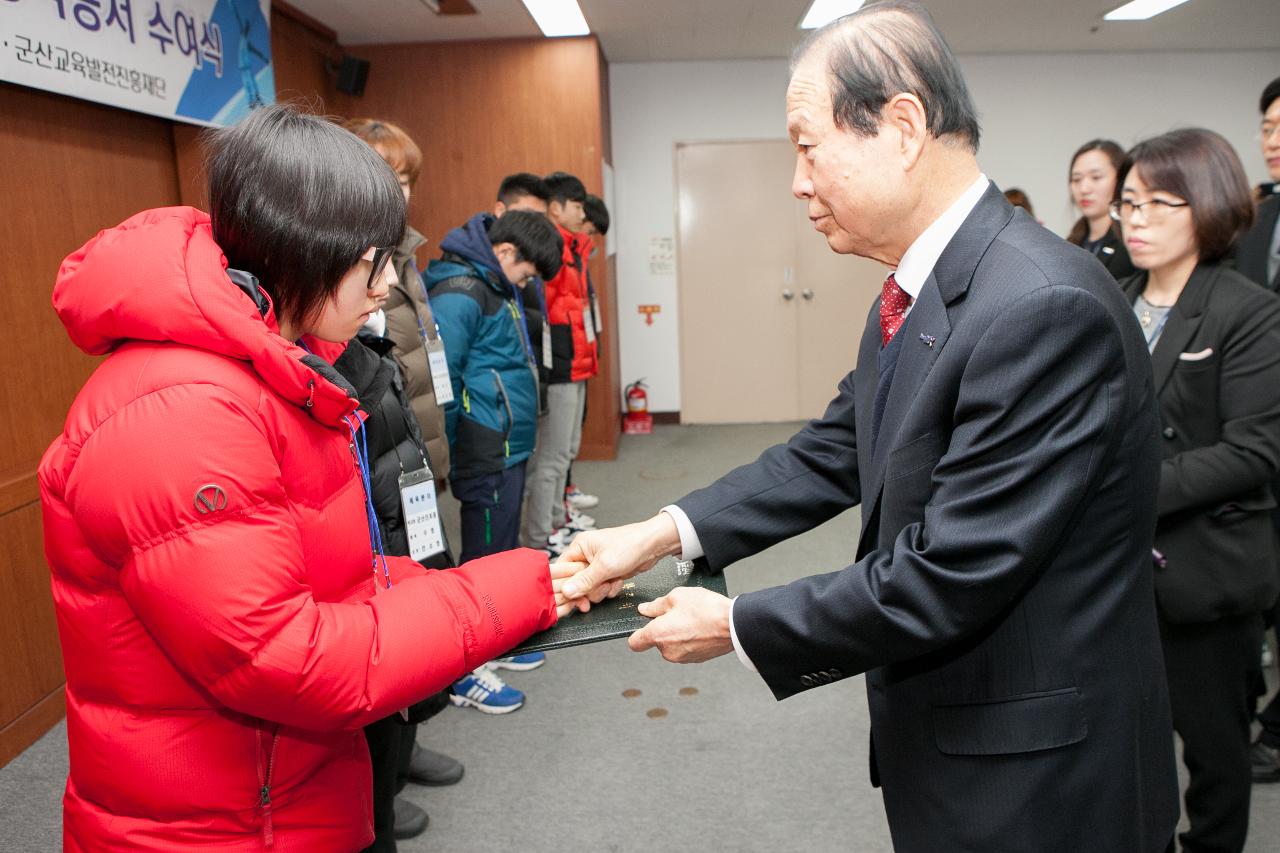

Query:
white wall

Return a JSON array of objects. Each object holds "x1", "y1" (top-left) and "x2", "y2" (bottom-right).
[{"x1": 611, "y1": 50, "x2": 1280, "y2": 413}]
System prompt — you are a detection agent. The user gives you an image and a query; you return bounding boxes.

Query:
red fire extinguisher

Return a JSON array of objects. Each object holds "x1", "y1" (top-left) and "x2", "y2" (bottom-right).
[{"x1": 623, "y1": 379, "x2": 653, "y2": 434}]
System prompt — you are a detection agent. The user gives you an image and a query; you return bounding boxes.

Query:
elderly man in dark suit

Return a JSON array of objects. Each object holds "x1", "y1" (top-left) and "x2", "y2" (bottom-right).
[{"x1": 556, "y1": 2, "x2": 1179, "y2": 851}]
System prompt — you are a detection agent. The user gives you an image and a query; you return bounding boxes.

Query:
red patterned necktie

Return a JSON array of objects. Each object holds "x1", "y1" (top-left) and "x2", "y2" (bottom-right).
[{"x1": 880, "y1": 273, "x2": 911, "y2": 345}]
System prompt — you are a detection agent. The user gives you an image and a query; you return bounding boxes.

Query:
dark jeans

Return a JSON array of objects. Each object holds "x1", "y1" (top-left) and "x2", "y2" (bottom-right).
[
  {"x1": 361, "y1": 716, "x2": 417, "y2": 853},
  {"x1": 1160, "y1": 611, "x2": 1264, "y2": 853},
  {"x1": 453, "y1": 461, "x2": 527, "y2": 563}
]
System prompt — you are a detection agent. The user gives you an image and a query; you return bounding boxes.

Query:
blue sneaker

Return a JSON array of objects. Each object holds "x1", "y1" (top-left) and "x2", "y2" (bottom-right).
[
  {"x1": 492, "y1": 651, "x2": 546, "y2": 671},
  {"x1": 450, "y1": 666, "x2": 524, "y2": 714}
]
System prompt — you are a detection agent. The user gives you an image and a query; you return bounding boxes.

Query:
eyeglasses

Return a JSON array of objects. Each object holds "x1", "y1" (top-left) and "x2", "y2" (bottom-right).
[
  {"x1": 364, "y1": 246, "x2": 395, "y2": 290},
  {"x1": 1109, "y1": 198, "x2": 1190, "y2": 223}
]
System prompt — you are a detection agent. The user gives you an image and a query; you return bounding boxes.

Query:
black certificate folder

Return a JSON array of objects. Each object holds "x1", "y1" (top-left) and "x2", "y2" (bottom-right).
[{"x1": 510, "y1": 558, "x2": 728, "y2": 654}]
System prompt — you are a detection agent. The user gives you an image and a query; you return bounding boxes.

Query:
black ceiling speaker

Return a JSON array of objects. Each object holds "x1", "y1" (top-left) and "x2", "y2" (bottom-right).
[{"x1": 334, "y1": 55, "x2": 370, "y2": 97}]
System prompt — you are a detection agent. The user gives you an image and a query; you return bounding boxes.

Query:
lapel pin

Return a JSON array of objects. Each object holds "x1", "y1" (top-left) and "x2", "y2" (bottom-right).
[{"x1": 919, "y1": 334, "x2": 936, "y2": 348}]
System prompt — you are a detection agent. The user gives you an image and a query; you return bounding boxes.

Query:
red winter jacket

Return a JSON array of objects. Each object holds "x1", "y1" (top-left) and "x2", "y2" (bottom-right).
[
  {"x1": 39, "y1": 207, "x2": 557, "y2": 852},
  {"x1": 543, "y1": 223, "x2": 597, "y2": 382}
]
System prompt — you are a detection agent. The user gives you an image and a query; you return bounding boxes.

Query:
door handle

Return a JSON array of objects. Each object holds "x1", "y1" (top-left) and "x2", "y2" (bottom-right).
[
  {"x1": 782, "y1": 289, "x2": 795, "y2": 301},
  {"x1": 801, "y1": 289, "x2": 814, "y2": 301}
]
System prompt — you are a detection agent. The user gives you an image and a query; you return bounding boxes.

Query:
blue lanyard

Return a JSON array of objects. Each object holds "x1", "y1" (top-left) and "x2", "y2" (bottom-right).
[
  {"x1": 297, "y1": 338, "x2": 391, "y2": 588},
  {"x1": 409, "y1": 257, "x2": 437, "y2": 346},
  {"x1": 346, "y1": 413, "x2": 392, "y2": 589}
]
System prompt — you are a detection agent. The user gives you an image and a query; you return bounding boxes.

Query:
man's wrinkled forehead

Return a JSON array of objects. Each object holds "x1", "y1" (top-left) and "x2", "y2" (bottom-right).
[{"x1": 786, "y1": 49, "x2": 831, "y2": 138}]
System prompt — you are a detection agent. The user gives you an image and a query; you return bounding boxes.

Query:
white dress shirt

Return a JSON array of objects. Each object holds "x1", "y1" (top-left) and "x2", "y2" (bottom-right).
[{"x1": 662, "y1": 173, "x2": 991, "y2": 674}]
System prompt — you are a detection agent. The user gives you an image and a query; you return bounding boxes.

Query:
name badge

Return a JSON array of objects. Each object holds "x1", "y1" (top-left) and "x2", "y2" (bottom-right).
[
  {"x1": 583, "y1": 308, "x2": 597, "y2": 344},
  {"x1": 399, "y1": 466, "x2": 445, "y2": 560},
  {"x1": 542, "y1": 322, "x2": 553, "y2": 369},
  {"x1": 590, "y1": 292, "x2": 603, "y2": 337},
  {"x1": 425, "y1": 337, "x2": 454, "y2": 406}
]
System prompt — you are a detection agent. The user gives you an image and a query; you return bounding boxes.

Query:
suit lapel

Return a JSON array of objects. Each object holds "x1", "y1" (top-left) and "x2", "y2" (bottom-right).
[
  {"x1": 854, "y1": 302, "x2": 881, "y2": 492},
  {"x1": 1148, "y1": 265, "x2": 1216, "y2": 395},
  {"x1": 865, "y1": 275, "x2": 951, "y2": 506}
]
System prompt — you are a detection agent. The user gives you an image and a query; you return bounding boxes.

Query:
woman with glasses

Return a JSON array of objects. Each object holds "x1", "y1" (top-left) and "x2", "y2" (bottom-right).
[
  {"x1": 1066, "y1": 139, "x2": 1135, "y2": 281},
  {"x1": 1115, "y1": 128, "x2": 1280, "y2": 853},
  {"x1": 38, "y1": 105, "x2": 576, "y2": 852}
]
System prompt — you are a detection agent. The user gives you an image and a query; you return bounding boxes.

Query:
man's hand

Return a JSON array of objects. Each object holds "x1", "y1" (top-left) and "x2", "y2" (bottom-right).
[
  {"x1": 557, "y1": 513, "x2": 683, "y2": 602},
  {"x1": 628, "y1": 587, "x2": 734, "y2": 663}
]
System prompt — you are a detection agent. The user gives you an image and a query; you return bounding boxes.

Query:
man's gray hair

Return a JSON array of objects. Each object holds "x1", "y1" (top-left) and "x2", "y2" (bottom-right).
[{"x1": 793, "y1": 0, "x2": 981, "y2": 152}]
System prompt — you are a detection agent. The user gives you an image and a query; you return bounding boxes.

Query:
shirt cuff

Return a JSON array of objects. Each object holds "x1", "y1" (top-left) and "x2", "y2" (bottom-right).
[
  {"x1": 728, "y1": 597, "x2": 758, "y2": 673},
  {"x1": 660, "y1": 505, "x2": 704, "y2": 561}
]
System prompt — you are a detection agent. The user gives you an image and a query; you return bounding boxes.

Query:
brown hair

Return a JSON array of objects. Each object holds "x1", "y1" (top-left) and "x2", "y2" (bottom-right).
[
  {"x1": 343, "y1": 118, "x2": 422, "y2": 187},
  {"x1": 1118, "y1": 128, "x2": 1255, "y2": 263},
  {"x1": 1066, "y1": 139, "x2": 1125, "y2": 246},
  {"x1": 1003, "y1": 188, "x2": 1034, "y2": 216}
]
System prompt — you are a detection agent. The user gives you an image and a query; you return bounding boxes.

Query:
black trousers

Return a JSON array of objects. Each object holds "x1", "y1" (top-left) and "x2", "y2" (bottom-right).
[
  {"x1": 361, "y1": 716, "x2": 417, "y2": 853},
  {"x1": 1160, "y1": 611, "x2": 1264, "y2": 853},
  {"x1": 453, "y1": 460, "x2": 527, "y2": 563}
]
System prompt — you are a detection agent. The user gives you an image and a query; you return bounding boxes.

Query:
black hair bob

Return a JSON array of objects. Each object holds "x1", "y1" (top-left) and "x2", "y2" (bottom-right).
[
  {"x1": 489, "y1": 210, "x2": 564, "y2": 281},
  {"x1": 205, "y1": 104, "x2": 405, "y2": 331}
]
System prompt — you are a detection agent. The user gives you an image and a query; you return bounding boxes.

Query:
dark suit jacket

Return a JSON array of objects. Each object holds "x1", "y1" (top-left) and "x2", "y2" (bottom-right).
[
  {"x1": 1121, "y1": 264, "x2": 1280, "y2": 623},
  {"x1": 1235, "y1": 194, "x2": 1280, "y2": 292},
  {"x1": 676, "y1": 190, "x2": 1179, "y2": 853}
]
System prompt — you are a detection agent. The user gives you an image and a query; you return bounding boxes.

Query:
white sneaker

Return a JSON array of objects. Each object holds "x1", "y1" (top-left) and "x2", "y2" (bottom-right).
[
  {"x1": 565, "y1": 485, "x2": 599, "y2": 510},
  {"x1": 547, "y1": 528, "x2": 574, "y2": 556},
  {"x1": 565, "y1": 504, "x2": 596, "y2": 531}
]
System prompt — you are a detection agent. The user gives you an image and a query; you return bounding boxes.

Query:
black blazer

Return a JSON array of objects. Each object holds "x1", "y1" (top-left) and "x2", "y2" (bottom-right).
[
  {"x1": 676, "y1": 191, "x2": 1178, "y2": 853},
  {"x1": 1078, "y1": 225, "x2": 1137, "y2": 281},
  {"x1": 1235, "y1": 194, "x2": 1280, "y2": 291},
  {"x1": 1121, "y1": 264, "x2": 1280, "y2": 623}
]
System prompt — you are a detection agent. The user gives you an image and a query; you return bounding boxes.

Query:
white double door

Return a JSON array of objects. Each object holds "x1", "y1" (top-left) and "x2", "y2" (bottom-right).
[{"x1": 677, "y1": 140, "x2": 885, "y2": 424}]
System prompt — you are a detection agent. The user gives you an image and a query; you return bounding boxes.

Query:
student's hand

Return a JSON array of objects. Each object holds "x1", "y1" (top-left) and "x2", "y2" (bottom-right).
[{"x1": 550, "y1": 560, "x2": 622, "y2": 616}]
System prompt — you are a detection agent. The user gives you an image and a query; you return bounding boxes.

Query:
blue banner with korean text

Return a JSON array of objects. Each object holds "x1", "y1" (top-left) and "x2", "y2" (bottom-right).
[{"x1": 1, "y1": 0, "x2": 273, "y2": 127}]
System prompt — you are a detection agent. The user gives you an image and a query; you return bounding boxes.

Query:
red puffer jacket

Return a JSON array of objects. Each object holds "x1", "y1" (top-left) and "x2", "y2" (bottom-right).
[
  {"x1": 39, "y1": 207, "x2": 557, "y2": 852},
  {"x1": 543, "y1": 222, "x2": 597, "y2": 382}
]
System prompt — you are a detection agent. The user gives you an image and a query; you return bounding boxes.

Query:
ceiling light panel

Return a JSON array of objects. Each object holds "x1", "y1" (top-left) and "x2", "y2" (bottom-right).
[
  {"x1": 1104, "y1": 0, "x2": 1194, "y2": 21},
  {"x1": 521, "y1": 0, "x2": 590, "y2": 37},
  {"x1": 799, "y1": 0, "x2": 866, "y2": 30}
]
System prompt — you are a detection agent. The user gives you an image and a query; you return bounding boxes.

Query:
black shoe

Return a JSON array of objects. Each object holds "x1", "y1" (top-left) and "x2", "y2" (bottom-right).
[
  {"x1": 392, "y1": 797, "x2": 429, "y2": 840},
  {"x1": 406, "y1": 744, "x2": 465, "y2": 787},
  {"x1": 1250, "y1": 739, "x2": 1280, "y2": 783}
]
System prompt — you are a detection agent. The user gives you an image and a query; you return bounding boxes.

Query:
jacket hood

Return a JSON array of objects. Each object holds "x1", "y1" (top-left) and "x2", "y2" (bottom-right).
[
  {"x1": 437, "y1": 213, "x2": 510, "y2": 283},
  {"x1": 52, "y1": 206, "x2": 358, "y2": 426}
]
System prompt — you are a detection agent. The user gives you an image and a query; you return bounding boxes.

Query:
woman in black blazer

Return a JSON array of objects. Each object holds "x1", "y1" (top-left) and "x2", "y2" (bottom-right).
[
  {"x1": 1067, "y1": 139, "x2": 1137, "y2": 281},
  {"x1": 1116, "y1": 128, "x2": 1280, "y2": 853}
]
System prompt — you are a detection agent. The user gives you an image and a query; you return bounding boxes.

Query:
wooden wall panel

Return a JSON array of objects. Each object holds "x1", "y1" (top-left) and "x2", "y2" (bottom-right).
[
  {"x1": 332, "y1": 35, "x2": 620, "y2": 458},
  {"x1": 580, "y1": 47, "x2": 619, "y2": 460},
  {"x1": 271, "y1": 4, "x2": 339, "y2": 110},
  {"x1": 0, "y1": 503, "x2": 65, "y2": 752},
  {"x1": 0, "y1": 84, "x2": 180, "y2": 479}
]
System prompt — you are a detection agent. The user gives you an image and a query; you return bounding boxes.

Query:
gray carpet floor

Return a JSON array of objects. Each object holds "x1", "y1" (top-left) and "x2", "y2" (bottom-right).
[{"x1": 3, "y1": 422, "x2": 1278, "y2": 851}]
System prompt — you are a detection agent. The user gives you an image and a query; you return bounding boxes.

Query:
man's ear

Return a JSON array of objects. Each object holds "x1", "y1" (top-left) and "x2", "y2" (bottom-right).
[
  {"x1": 884, "y1": 93, "x2": 928, "y2": 166},
  {"x1": 493, "y1": 242, "x2": 514, "y2": 262},
  {"x1": 494, "y1": 201, "x2": 508, "y2": 218},
  {"x1": 548, "y1": 199, "x2": 564, "y2": 224}
]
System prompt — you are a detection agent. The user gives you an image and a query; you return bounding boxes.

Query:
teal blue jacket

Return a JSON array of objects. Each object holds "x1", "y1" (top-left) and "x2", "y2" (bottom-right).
[{"x1": 425, "y1": 214, "x2": 538, "y2": 479}]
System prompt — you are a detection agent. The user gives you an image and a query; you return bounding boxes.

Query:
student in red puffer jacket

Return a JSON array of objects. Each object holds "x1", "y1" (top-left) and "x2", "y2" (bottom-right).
[{"x1": 38, "y1": 105, "x2": 572, "y2": 853}]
